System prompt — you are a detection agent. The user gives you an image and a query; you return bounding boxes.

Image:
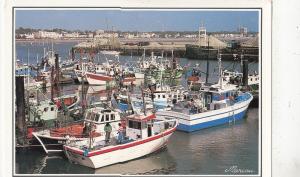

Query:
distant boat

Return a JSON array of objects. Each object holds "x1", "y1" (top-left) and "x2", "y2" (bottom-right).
[
  {"x1": 100, "y1": 50, "x2": 120, "y2": 56},
  {"x1": 85, "y1": 72, "x2": 114, "y2": 85}
]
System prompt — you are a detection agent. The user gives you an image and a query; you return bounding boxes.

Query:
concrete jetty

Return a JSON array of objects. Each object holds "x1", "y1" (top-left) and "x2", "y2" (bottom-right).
[{"x1": 72, "y1": 36, "x2": 258, "y2": 60}]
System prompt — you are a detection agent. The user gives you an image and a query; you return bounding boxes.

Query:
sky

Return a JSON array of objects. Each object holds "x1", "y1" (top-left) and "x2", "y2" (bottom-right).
[{"x1": 15, "y1": 10, "x2": 259, "y2": 32}]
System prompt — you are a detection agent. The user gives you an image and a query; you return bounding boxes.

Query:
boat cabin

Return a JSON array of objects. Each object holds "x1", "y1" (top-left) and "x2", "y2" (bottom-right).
[
  {"x1": 198, "y1": 85, "x2": 238, "y2": 111},
  {"x1": 125, "y1": 114, "x2": 174, "y2": 141},
  {"x1": 83, "y1": 107, "x2": 121, "y2": 133},
  {"x1": 29, "y1": 101, "x2": 58, "y2": 122}
]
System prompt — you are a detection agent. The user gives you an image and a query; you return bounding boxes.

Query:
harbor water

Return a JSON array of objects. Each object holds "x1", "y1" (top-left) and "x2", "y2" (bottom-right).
[{"x1": 15, "y1": 41, "x2": 259, "y2": 175}]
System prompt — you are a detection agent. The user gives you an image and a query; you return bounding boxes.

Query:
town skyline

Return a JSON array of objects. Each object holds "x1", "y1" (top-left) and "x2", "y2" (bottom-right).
[{"x1": 16, "y1": 10, "x2": 259, "y2": 32}]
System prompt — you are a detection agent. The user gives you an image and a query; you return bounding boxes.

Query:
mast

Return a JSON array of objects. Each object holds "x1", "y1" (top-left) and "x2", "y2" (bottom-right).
[
  {"x1": 217, "y1": 49, "x2": 223, "y2": 89},
  {"x1": 141, "y1": 87, "x2": 146, "y2": 115},
  {"x1": 80, "y1": 53, "x2": 85, "y2": 113},
  {"x1": 54, "y1": 54, "x2": 60, "y2": 97},
  {"x1": 27, "y1": 48, "x2": 30, "y2": 87},
  {"x1": 25, "y1": 48, "x2": 31, "y2": 129},
  {"x1": 51, "y1": 66, "x2": 55, "y2": 102},
  {"x1": 205, "y1": 36, "x2": 210, "y2": 83},
  {"x1": 172, "y1": 49, "x2": 176, "y2": 69}
]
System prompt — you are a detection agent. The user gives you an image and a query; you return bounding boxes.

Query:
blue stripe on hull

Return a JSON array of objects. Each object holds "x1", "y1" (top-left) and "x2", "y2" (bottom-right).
[{"x1": 177, "y1": 110, "x2": 247, "y2": 132}]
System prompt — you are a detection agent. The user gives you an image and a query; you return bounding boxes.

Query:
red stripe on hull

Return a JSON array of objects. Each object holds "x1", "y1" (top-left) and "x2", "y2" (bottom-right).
[{"x1": 86, "y1": 73, "x2": 113, "y2": 81}]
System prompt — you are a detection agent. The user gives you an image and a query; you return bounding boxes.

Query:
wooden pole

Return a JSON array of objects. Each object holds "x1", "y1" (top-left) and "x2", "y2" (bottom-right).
[{"x1": 16, "y1": 76, "x2": 26, "y2": 133}]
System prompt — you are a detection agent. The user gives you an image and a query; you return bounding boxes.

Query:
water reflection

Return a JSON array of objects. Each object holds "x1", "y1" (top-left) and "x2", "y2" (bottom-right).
[{"x1": 93, "y1": 147, "x2": 176, "y2": 175}]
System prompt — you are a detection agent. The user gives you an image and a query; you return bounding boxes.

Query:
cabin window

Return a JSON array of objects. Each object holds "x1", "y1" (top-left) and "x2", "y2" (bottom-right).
[
  {"x1": 95, "y1": 114, "x2": 100, "y2": 122},
  {"x1": 105, "y1": 114, "x2": 109, "y2": 121},
  {"x1": 111, "y1": 114, "x2": 115, "y2": 121},
  {"x1": 51, "y1": 107, "x2": 55, "y2": 111},
  {"x1": 90, "y1": 113, "x2": 96, "y2": 121},
  {"x1": 128, "y1": 120, "x2": 141, "y2": 129},
  {"x1": 169, "y1": 94, "x2": 172, "y2": 98},
  {"x1": 44, "y1": 107, "x2": 48, "y2": 112},
  {"x1": 101, "y1": 115, "x2": 104, "y2": 122},
  {"x1": 86, "y1": 112, "x2": 91, "y2": 119},
  {"x1": 206, "y1": 95, "x2": 212, "y2": 104},
  {"x1": 162, "y1": 95, "x2": 166, "y2": 98},
  {"x1": 158, "y1": 95, "x2": 160, "y2": 98}
]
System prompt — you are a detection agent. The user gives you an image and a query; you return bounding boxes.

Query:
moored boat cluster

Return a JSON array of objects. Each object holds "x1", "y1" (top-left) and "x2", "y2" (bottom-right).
[{"x1": 15, "y1": 47, "x2": 258, "y2": 169}]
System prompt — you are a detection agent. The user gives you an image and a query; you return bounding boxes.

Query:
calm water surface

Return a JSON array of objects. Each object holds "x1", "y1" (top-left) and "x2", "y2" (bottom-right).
[{"x1": 15, "y1": 41, "x2": 259, "y2": 175}]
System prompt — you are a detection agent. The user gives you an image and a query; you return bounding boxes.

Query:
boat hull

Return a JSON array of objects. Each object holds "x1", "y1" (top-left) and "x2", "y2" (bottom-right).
[
  {"x1": 85, "y1": 72, "x2": 113, "y2": 85},
  {"x1": 64, "y1": 127, "x2": 175, "y2": 168},
  {"x1": 157, "y1": 93, "x2": 253, "y2": 132}
]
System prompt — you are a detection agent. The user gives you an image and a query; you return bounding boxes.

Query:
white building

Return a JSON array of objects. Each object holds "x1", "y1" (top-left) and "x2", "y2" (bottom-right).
[
  {"x1": 94, "y1": 32, "x2": 118, "y2": 38},
  {"x1": 140, "y1": 33, "x2": 151, "y2": 38},
  {"x1": 35, "y1": 31, "x2": 62, "y2": 39},
  {"x1": 64, "y1": 32, "x2": 79, "y2": 38},
  {"x1": 96, "y1": 29, "x2": 105, "y2": 35},
  {"x1": 88, "y1": 33, "x2": 94, "y2": 38},
  {"x1": 24, "y1": 33, "x2": 35, "y2": 39}
]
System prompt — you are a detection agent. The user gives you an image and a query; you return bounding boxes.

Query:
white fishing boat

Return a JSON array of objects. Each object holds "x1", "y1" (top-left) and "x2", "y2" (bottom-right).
[
  {"x1": 223, "y1": 70, "x2": 259, "y2": 86},
  {"x1": 74, "y1": 59, "x2": 93, "y2": 83},
  {"x1": 156, "y1": 84, "x2": 253, "y2": 132},
  {"x1": 144, "y1": 83, "x2": 188, "y2": 106},
  {"x1": 32, "y1": 107, "x2": 122, "y2": 154},
  {"x1": 85, "y1": 60, "x2": 120, "y2": 85},
  {"x1": 156, "y1": 54, "x2": 253, "y2": 132},
  {"x1": 100, "y1": 50, "x2": 120, "y2": 56},
  {"x1": 63, "y1": 113, "x2": 178, "y2": 169},
  {"x1": 85, "y1": 72, "x2": 114, "y2": 85}
]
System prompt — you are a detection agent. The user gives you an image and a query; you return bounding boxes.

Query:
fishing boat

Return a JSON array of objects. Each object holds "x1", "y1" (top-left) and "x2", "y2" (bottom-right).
[
  {"x1": 120, "y1": 73, "x2": 136, "y2": 86},
  {"x1": 156, "y1": 54, "x2": 253, "y2": 132},
  {"x1": 223, "y1": 70, "x2": 259, "y2": 86},
  {"x1": 85, "y1": 60, "x2": 120, "y2": 85},
  {"x1": 144, "y1": 83, "x2": 188, "y2": 106},
  {"x1": 100, "y1": 50, "x2": 120, "y2": 56},
  {"x1": 63, "y1": 113, "x2": 178, "y2": 168},
  {"x1": 85, "y1": 72, "x2": 114, "y2": 85},
  {"x1": 32, "y1": 106, "x2": 122, "y2": 154},
  {"x1": 53, "y1": 93, "x2": 80, "y2": 111},
  {"x1": 74, "y1": 59, "x2": 93, "y2": 83}
]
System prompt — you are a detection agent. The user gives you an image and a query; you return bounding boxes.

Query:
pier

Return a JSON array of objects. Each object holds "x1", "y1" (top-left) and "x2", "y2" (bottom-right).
[{"x1": 71, "y1": 36, "x2": 258, "y2": 60}]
